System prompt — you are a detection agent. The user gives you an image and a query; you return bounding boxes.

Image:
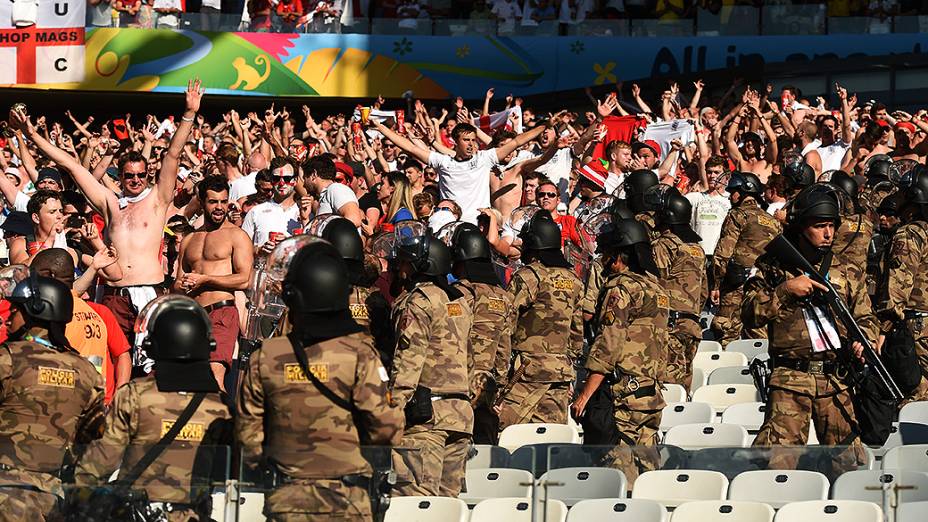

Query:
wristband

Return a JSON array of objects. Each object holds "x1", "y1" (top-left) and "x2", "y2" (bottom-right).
[{"x1": 182, "y1": 114, "x2": 196, "y2": 123}]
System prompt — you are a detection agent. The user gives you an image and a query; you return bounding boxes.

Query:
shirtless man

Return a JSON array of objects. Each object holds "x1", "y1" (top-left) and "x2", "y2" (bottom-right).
[
  {"x1": 11, "y1": 79, "x2": 204, "y2": 341},
  {"x1": 725, "y1": 103, "x2": 778, "y2": 183},
  {"x1": 174, "y1": 176, "x2": 254, "y2": 389}
]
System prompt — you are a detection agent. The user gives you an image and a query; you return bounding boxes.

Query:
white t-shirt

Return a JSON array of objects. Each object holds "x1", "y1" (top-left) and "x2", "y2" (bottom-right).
[
  {"x1": 605, "y1": 171, "x2": 625, "y2": 197},
  {"x1": 429, "y1": 149, "x2": 500, "y2": 224},
  {"x1": 685, "y1": 191, "x2": 731, "y2": 255},
  {"x1": 13, "y1": 191, "x2": 29, "y2": 212},
  {"x1": 241, "y1": 201, "x2": 301, "y2": 247},
  {"x1": 229, "y1": 172, "x2": 257, "y2": 203},
  {"x1": 767, "y1": 200, "x2": 786, "y2": 216},
  {"x1": 201, "y1": 0, "x2": 221, "y2": 8},
  {"x1": 318, "y1": 182, "x2": 358, "y2": 215},
  {"x1": 536, "y1": 147, "x2": 573, "y2": 198},
  {"x1": 817, "y1": 141, "x2": 850, "y2": 173}
]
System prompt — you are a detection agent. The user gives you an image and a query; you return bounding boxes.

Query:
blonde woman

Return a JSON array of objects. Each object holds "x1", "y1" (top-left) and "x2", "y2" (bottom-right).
[{"x1": 379, "y1": 171, "x2": 418, "y2": 231}]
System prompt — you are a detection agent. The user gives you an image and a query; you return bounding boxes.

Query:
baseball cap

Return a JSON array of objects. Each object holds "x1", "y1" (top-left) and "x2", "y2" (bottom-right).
[
  {"x1": 633, "y1": 140, "x2": 662, "y2": 158},
  {"x1": 36, "y1": 167, "x2": 62, "y2": 187},
  {"x1": 577, "y1": 159, "x2": 608, "y2": 190}
]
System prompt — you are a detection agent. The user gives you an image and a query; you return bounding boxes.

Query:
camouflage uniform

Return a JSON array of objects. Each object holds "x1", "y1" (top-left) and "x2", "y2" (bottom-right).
[
  {"x1": 831, "y1": 211, "x2": 874, "y2": 285},
  {"x1": 712, "y1": 199, "x2": 782, "y2": 345},
  {"x1": 390, "y1": 283, "x2": 473, "y2": 497},
  {"x1": 859, "y1": 185, "x2": 895, "y2": 217},
  {"x1": 744, "y1": 252, "x2": 875, "y2": 475},
  {"x1": 350, "y1": 285, "x2": 394, "y2": 365},
  {"x1": 0, "y1": 327, "x2": 105, "y2": 521},
  {"x1": 652, "y1": 231, "x2": 708, "y2": 387},
  {"x1": 74, "y1": 376, "x2": 232, "y2": 521},
  {"x1": 586, "y1": 270, "x2": 670, "y2": 486},
  {"x1": 456, "y1": 279, "x2": 516, "y2": 445},
  {"x1": 877, "y1": 220, "x2": 928, "y2": 402},
  {"x1": 237, "y1": 332, "x2": 403, "y2": 521},
  {"x1": 580, "y1": 258, "x2": 606, "y2": 320},
  {"x1": 499, "y1": 262, "x2": 583, "y2": 429}
]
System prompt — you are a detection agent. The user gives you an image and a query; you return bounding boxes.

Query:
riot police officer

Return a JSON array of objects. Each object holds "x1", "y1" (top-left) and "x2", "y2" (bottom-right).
[
  {"x1": 859, "y1": 155, "x2": 895, "y2": 215},
  {"x1": 712, "y1": 171, "x2": 782, "y2": 345},
  {"x1": 445, "y1": 222, "x2": 515, "y2": 445},
  {"x1": 0, "y1": 275, "x2": 105, "y2": 520},
  {"x1": 782, "y1": 161, "x2": 815, "y2": 198},
  {"x1": 498, "y1": 212, "x2": 583, "y2": 430},
  {"x1": 237, "y1": 239, "x2": 402, "y2": 520},
  {"x1": 623, "y1": 169, "x2": 660, "y2": 239},
  {"x1": 744, "y1": 186, "x2": 874, "y2": 474},
  {"x1": 643, "y1": 185, "x2": 707, "y2": 387},
  {"x1": 866, "y1": 193, "x2": 902, "y2": 298},
  {"x1": 390, "y1": 221, "x2": 473, "y2": 497},
  {"x1": 826, "y1": 172, "x2": 874, "y2": 278},
  {"x1": 571, "y1": 218, "x2": 670, "y2": 487},
  {"x1": 74, "y1": 295, "x2": 232, "y2": 521}
]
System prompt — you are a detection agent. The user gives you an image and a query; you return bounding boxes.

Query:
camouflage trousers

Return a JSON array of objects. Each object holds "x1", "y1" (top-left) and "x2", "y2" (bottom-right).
[
  {"x1": 753, "y1": 368, "x2": 867, "y2": 478},
  {"x1": 393, "y1": 428, "x2": 471, "y2": 497},
  {"x1": 265, "y1": 479, "x2": 372, "y2": 521},
  {"x1": 712, "y1": 287, "x2": 766, "y2": 346},
  {"x1": 604, "y1": 401, "x2": 662, "y2": 491},
  {"x1": 902, "y1": 318, "x2": 928, "y2": 404},
  {"x1": 0, "y1": 487, "x2": 58, "y2": 521},
  {"x1": 497, "y1": 382, "x2": 570, "y2": 431},
  {"x1": 664, "y1": 333, "x2": 699, "y2": 388}
]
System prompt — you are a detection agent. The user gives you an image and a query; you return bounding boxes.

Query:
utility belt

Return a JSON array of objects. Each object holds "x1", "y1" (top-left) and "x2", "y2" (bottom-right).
[
  {"x1": 720, "y1": 262, "x2": 752, "y2": 292},
  {"x1": 772, "y1": 356, "x2": 848, "y2": 377},
  {"x1": 903, "y1": 309, "x2": 928, "y2": 320},
  {"x1": 669, "y1": 311, "x2": 700, "y2": 329},
  {"x1": 264, "y1": 467, "x2": 395, "y2": 522},
  {"x1": 605, "y1": 372, "x2": 657, "y2": 399}
]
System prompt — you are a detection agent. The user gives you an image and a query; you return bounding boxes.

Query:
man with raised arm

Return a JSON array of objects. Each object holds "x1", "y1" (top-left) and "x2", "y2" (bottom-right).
[
  {"x1": 10, "y1": 79, "x2": 204, "y2": 343},
  {"x1": 371, "y1": 118, "x2": 548, "y2": 224}
]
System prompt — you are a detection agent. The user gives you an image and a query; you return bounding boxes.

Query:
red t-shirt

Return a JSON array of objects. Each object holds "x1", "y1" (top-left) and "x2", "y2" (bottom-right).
[
  {"x1": 553, "y1": 213, "x2": 582, "y2": 248},
  {"x1": 87, "y1": 301, "x2": 131, "y2": 404}
]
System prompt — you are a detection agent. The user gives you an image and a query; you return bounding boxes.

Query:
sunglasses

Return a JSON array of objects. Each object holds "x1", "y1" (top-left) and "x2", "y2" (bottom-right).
[
  {"x1": 537, "y1": 191, "x2": 558, "y2": 199},
  {"x1": 436, "y1": 206, "x2": 454, "y2": 212},
  {"x1": 273, "y1": 175, "x2": 295, "y2": 183},
  {"x1": 122, "y1": 172, "x2": 145, "y2": 180},
  {"x1": 152, "y1": 146, "x2": 165, "y2": 152}
]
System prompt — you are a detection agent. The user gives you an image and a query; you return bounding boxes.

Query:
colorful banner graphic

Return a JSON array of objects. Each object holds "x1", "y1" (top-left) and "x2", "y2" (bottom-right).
[{"x1": 8, "y1": 28, "x2": 928, "y2": 98}]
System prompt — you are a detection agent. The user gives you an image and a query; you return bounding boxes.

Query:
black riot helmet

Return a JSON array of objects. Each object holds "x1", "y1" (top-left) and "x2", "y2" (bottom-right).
[
  {"x1": 726, "y1": 171, "x2": 764, "y2": 203},
  {"x1": 135, "y1": 295, "x2": 216, "y2": 362},
  {"x1": 450, "y1": 222, "x2": 491, "y2": 262},
  {"x1": 610, "y1": 198, "x2": 635, "y2": 220},
  {"x1": 395, "y1": 220, "x2": 452, "y2": 276},
  {"x1": 519, "y1": 212, "x2": 562, "y2": 251},
  {"x1": 828, "y1": 171, "x2": 858, "y2": 203},
  {"x1": 624, "y1": 169, "x2": 659, "y2": 213},
  {"x1": 595, "y1": 218, "x2": 650, "y2": 254},
  {"x1": 282, "y1": 240, "x2": 351, "y2": 313},
  {"x1": 865, "y1": 156, "x2": 892, "y2": 185},
  {"x1": 8, "y1": 274, "x2": 73, "y2": 324},
  {"x1": 899, "y1": 165, "x2": 928, "y2": 206},
  {"x1": 319, "y1": 217, "x2": 364, "y2": 263},
  {"x1": 782, "y1": 162, "x2": 815, "y2": 191},
  {"x1": 786, "y1": 184, "x2": 842, "y2": 229},
  {"x1": 642, "y1": 184, "x2": 692, "y2": 225}
]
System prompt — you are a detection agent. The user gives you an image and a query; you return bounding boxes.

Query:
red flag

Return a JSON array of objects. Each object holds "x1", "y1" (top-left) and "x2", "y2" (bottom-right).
[{"x1": 591, "y1": 115, "x2": 647, "y2": 161}]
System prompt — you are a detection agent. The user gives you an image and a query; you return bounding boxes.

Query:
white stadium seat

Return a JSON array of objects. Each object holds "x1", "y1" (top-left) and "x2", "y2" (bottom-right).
[
  {"x1": 659, "y1": 402, "x2": 714, "y2": 434},
  {"x1": 470, "y1": 497, "x2": 568, "y2": 522},
  {"x1": 661, "y1": 383, "x2": 688, "y2": 403},
  {"x1": 385, "y1": 496, "x2": 469, "y2": 522},
  {"x1": 832, "y1": 469, "x2": 928, "y2": 505},
  {"x1": 691, "y1": 384, "x2": 761, "y2": 412},
  {"x1": 693, "y1": 352, "x2": 749, "y2": 378},
  {"x1": 707, "y1": 366, "x2": 755, "y2": 387},
  {"x1": 883, "y1": 445, "x2": 928, "y2": 473},
  {"x1": 773, "y1": 500, "x2": 882, "y2": 522},
  {"x1": 698, "y1": 340, "x2": 722, "y2": 353},
  {"x1": 899, "y1": 401, "x2": 928, "y2": 425},
  {"x1": 721, "y1": 402, "x2": 767, "y2": 431},
  {"x1": 663, "y1": 423, "x2": 750, "y2": 449},
  {"x1": 690, "y1": 367, "x2": 707, "y2": 394},
  {"x1": 498, "y1": 423, "x2": 581, "y2": 452},
  {"x1": 566, "y1": 498, "x2": 669, "y2": 522},
  {"x1": 897, "y1": 501, "x2": 928, "y2": 522},
  {"x1": 467, "y1": 444, "x2": 511, "y2": 469},
  {"x1": 631, "y1": 470, "x2": 729, "y2": 507},
  {"x1": 460, "y1": 468, "x2": 533, "y2": 505},
  {"x1": 670, "y1": 500, "x2": 775, "y2": 522},
  {"x1": 538, "y1": 467, "x2": 627, "y2": 506},
  {"x1": 728, "y1": 470, "x2": 829, "y2": 509},
  {"x1": 725, "y1": 339, "x2": 769, "y2": 361}
]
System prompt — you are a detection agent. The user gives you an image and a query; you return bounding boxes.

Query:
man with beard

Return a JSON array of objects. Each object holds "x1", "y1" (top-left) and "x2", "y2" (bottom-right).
[
  {"x1": 10, "y1": 80, "x2": 202, "y2": 342},
  {"x1": 175, "y1": 176, "x2": 254, "y2": 389},
  {"x1": 242, "y1": 157, "x2": 301, "y2": 255}
]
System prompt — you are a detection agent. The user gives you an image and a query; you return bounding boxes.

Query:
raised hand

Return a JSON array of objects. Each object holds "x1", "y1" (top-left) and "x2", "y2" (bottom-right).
[
  {"x1": 185, "y1": 78, "x2": 204, "y2": 113},
  {"x1": 694, "y1": 79, "x2": 705, "y2": 91}
]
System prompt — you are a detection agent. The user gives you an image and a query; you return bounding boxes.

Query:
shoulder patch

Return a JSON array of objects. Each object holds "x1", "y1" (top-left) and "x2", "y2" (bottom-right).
[
  {"x1": 349, "y1": 304, "x2": 370, "y2": 320},
  {"x1": 284, "y1": 362, "x2": 329, "y2": 383},
  {"x1": 656, "y1": 294, "x2": 670, "y2": 309},
  {"x1": 487, "y1": 297, "x2": 506, "y2": 313},
  {"x1": 846, "y1": 221, "x2": 861, "y2": 233},
  {"x1": 38, "y1": 366, "x2": 75, "y2": 388},
  {"x1": 683, "y1": 244, "x2": 704, "y2": 258},
  {"x1": 447, "y1": 302, "x2": 464, "y2": 317},
  {"x1": 757, "y1": 213, "x2": 779, "y2": 229},
  {"x1": 161, "y1": 420, "x2": 205, "y2": 441},
  {"x1": 553, "y1": 277, "x2": 574, "y2": 291}
]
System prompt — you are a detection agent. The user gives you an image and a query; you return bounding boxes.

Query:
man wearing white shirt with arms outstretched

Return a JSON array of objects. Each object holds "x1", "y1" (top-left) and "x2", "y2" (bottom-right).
[{"x1": 372, "y1": 120, "x2": 548, "y2": 224}]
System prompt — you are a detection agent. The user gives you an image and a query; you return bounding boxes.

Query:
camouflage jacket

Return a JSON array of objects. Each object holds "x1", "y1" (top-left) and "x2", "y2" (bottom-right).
[
  {"x1": 350, "y1": 284, "x2": 394, "y2": 364},
  {"x1": 580, "y1": 258, "x2": 606, "y2": 318},
  {"x1": 831, "y1": 211, "x2": 874, "y2": 279},
  {"x1": 509, "y1": 262, "x2": 584, "y2": 383},
  {"x1": 652, "y1": 230, "x2": 707, "y2": 339},
  {"x1": 0, "y1": 327, "x2": 105, "y2": 494},
  {"x1": 585, "y1": 270, "x2": 670, "y2": 410},
  {"x1": 713, "y1": 199, "x2": 782, "y2": 290},
  {"x1": 877, "y1": 220, "x2": 928, "y2": 331},
  {"x1": 391, "y1": 282, "x2": 474, "y2": 434},
  {"x1": 74, "y1": 375, "x2": 231, "y2": 503},
  {"x1": 859, "y1": 184, "x2": 895, "y2": 216},
  {"x1": 743, "y1": 251, "x2": 877, "y2": 359},
  {"x1": 236, "y1": 332, "x2": 402, "y2": 479},
  {"x1": 456, "y1": 280, "x2": 516, "y2": 398}
]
